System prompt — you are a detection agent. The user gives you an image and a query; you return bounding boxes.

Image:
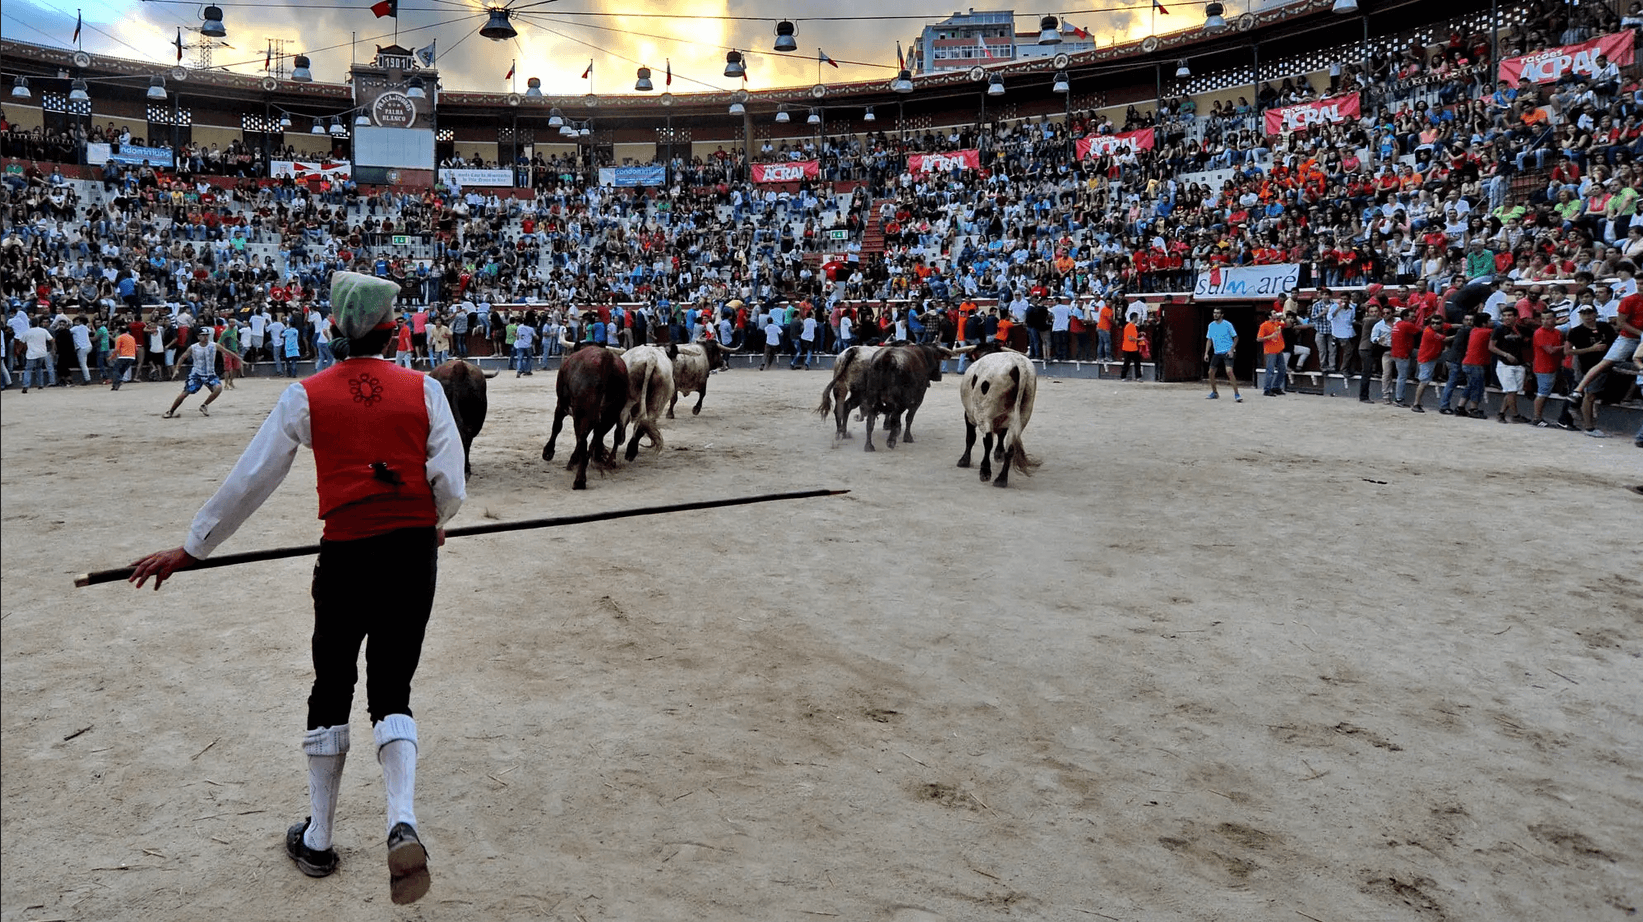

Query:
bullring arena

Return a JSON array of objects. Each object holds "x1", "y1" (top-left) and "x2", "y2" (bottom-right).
[{"x1": 3, "y1": 364, "x2": 1639, "y2": 921}]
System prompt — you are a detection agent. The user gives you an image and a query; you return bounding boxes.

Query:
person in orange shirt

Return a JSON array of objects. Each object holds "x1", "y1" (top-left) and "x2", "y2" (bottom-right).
[
  {"x1": 1259, "y1": 309, "x2": 1288, "y2": 395},
  {"x1": 110, "y1": 326, "x2": 139, "y2": 391},
  {"x1": 995, "y1": 312, "x2": 1015, "y2": 345},
  {"x1": 1119, "y1": 316, "x2": 1144, "y2": 380},
  {"x1": 1096, "y1": 301, "x2": 1115, "y2": 363}
]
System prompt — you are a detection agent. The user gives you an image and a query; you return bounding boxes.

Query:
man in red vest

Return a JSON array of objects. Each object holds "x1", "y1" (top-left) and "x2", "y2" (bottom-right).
[{"x1": 127, "y1": 271, "x2": 466, "y2": 906}]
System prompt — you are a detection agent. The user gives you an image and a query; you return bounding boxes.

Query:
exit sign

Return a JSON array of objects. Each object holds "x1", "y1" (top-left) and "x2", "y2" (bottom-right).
[{"x1": 392, "y1": 235, "x2": 410, "y2": 245}]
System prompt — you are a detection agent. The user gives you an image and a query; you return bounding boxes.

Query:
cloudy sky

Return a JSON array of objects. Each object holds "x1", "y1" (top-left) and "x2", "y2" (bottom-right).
[{"x1": 1, "y1": 0, "x2": 1269, "y2": 96}]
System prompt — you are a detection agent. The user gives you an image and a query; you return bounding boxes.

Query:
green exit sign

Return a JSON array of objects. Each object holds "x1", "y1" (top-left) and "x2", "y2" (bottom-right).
[
  {"x1": 827, "y1": 229, "x2": 847, "y2": 240},
  {"x1": 392, "y1": 235, "x2": 410, "y2": 245}
]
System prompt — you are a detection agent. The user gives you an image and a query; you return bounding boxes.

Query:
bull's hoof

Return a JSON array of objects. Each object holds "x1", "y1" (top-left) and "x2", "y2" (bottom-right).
[
  {"x1": 565, "y1": 459, "x2": 577, "y2": 471},
  {"x1": 691, "y1": 406, "x2": 701, "y2": 416},
  {"x1": 625, "y1": 445, "x2": 639, "y2": 462},
  {"x1": 902, "y1": 434, "x2": 915, "y2": 443},
  {"x1": 839, "y1": 431, "x2": 853, "y2": 439},
  {"x1": 992, "y1": 477, "x2": 1010, "y2": 488},
  {"x1": 572, "y1": 479, "x2": 587, "y2": 490},
  {"x1": 863, "y1": 443, "x2": 875, "y2": 452},
  {"x1": 666, "y1": 411, "x2": 676, "y2": 419},
  {"x1": 957, "y1": 457, "x2": 971, "y2": 468},
  {"x1": 542, "y1": 445, "x2": 554, "y2": 461},
  {"x1": 980, "y1": 465, "x2": 992, "y2": 481}
]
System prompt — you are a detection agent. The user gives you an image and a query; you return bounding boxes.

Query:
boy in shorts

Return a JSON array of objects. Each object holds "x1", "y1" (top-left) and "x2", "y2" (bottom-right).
[{"x1": 163, "y1": 327, "x2": 234, "y2": 417}]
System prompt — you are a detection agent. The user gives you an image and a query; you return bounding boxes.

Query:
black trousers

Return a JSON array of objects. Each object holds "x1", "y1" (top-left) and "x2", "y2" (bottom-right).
[
  {"x1": 307, "y1": 527, "x2": 438, "y2": 729},
  {"x1": 1120, "y1": 350, "x2": 1143, "y2": 379}
]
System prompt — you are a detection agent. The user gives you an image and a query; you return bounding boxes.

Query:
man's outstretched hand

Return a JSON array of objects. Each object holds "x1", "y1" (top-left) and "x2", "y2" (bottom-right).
[{"x1": 128, "y1": 547, "x2": 199, "y2": 590}]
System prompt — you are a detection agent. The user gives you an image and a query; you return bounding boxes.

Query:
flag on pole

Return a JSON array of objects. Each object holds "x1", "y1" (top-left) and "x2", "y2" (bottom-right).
[
  {"x1": 369, "y1": 0, "x2": 397, "y2": 18},
  {"x1": 264, "y1": 41, "x2": 272, "y2": 71},
  {"x1": 896, "y1": 41, "x2": 905, "y2": 71},
  {"x1": 504, "y1": 60, "x2": 515, "y2": 80},
  {"x1": 665, "y1": 58, "x2": 671, "y2": 86},
  {"x1": 1067, "y1": 22, "x2": 1090, "y2": 39},
  {"x1": 978, "y1": 38, "x2": 992, "y2": 59},
  {"x1": 415, "y1": 40, "x2": 436, "y2": 66},
  {"x1": 72, "y1": 10, "x2": 82, "y2": 44},
  {"x1": 176, "y1": 27, "x2": 184, "y2": 63},
  {"x1": 581, "y1": 59, "x2": 592, "y2": 79},
  {"x1": 819, "y1": 48, "x2": 838, "y2": 68},
  {"x1": 1153, "y1": 0, "x2": 1170, "y2": 13}
]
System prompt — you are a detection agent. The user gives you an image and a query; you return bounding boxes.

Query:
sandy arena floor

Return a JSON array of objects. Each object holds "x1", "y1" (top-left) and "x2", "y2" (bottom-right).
[{"x1": 2, "y1": 363, "x2": 1640, "y2": 922}]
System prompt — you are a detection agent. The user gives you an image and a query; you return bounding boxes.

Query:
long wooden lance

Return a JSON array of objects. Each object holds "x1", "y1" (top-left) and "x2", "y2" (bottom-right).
[{"x1": 74, "y1": 489, "x2": 849, "y2": 588}]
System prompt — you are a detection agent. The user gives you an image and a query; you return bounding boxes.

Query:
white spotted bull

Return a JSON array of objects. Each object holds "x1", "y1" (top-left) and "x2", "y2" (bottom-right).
[
  {"x1": 664, "y1": 341, "x2": 734, "y2": 418},
  {"x1": 957, "y1": 350, "x2": 1039, "y2": 487},
  {"x1": 612, "y1": 344, "x2": 673, "y2": 462}
]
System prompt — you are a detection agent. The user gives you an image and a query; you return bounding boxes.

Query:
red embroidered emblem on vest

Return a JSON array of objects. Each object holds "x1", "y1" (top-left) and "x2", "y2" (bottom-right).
[{"x1": 349, "y1": 373, "x2": 384, "y2": 407}]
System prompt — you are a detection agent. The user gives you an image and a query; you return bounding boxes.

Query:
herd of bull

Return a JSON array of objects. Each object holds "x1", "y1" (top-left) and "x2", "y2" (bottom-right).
[{"x1": 426, "y1": 337, "x2": 1040, "y2": 490}]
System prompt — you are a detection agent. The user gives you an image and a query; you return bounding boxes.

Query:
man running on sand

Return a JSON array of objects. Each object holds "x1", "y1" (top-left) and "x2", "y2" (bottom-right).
[
  {"x1": 162, "y1": 328, "x2": 235, "y2": 417},
  {"x1": 127, "y1": 272, "x2": 466, "y2": 906}
]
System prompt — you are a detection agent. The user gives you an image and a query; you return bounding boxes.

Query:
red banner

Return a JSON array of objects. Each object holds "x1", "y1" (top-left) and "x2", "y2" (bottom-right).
[
  {"x1": 1075, "y1": 128, "x2": 1156, "y2": 160},
  {"x1": 1497, "y1": 32, "x2": 1635, "y2": 85},
  {"x1": 907, "y1": 149, "x2": 981, "y2": 175},
  {"x1": 750, "y1": 160, "x2": 819, "y2": 183},
  {"x1": 1263, "y1": 92, "x2": 1361, "y2": 135}
]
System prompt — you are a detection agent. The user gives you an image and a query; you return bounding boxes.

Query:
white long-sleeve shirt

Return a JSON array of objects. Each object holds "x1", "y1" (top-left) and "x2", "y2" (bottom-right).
[{"x1": 184, "y1": 361, "x2": 466, "y2": 559}]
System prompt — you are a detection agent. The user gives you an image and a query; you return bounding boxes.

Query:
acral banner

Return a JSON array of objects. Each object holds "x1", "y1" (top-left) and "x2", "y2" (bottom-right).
[
  {"x1": 597, "y1": 164, "x2": 667, "y2": 187},
  {"x1": 1075, "y1": 128, "x2": 1156, "y2": 159},
  {"x1": 1497, "y1": 32, "x2": 1636, "y2": 85},
  {"x1": 907, "y1": 149, "x2": 981, "y2": 174},
  {"x1": 1263, "y1": 93, "x2": 1361, "y2": 135},
  {"x1": 438, "y1": 168, "x2": 514, "y2": 187},
  {"x1": 271, "y1": 160, "x2": 353, "y2": 181},
  {"x1": 1193, "y1": 263, "x2": 1302, "y2": 300},
  {"x1": 86, "y1": 142, "x2": 174, "y2": 168},
  {"x1": 751, "y1": 160, "x2": 819, "y2": 183}
]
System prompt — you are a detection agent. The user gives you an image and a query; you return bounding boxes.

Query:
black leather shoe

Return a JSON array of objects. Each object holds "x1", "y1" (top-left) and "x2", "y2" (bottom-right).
[
  {"x1": 286, "y1": 818, "x2": 338, "y2": 878},
  {"x1": 387, "y1": 822, "x2": 431, "y2": 905}
]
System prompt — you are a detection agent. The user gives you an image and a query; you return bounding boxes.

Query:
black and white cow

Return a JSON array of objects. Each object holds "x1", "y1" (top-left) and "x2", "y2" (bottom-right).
[{"x1": 957, "y1": 350, "x2": 1039, "y2": 487}]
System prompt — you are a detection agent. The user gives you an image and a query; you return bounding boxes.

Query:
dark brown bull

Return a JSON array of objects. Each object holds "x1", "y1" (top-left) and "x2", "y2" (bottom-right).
[
  {"x1": 427, "y1": 360, "x2": 497, "y2": 475},
  {"x1": 542, "y1": 347, "x2": 629, "y2": 490},
  {"x1": 856, "y1": 342, "x2": 956, "y2": 452}
]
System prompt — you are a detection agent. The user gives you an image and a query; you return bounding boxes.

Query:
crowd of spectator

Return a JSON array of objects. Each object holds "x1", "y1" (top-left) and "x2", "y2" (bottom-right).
[{"x1": 2, "y1": 0, "x2": 1641, "y2": 443}]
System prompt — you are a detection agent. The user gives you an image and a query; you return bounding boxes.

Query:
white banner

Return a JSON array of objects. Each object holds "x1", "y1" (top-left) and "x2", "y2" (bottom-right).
[
  {"x1": 271, "y1": 159, "x2": 352, "y2": 181},
  {"x1": 1192, "y1": 263, "x2": 1302, "y2": 300},
  {"x1": 438, "y1": 168, "x2": 515, "y2": 187}
]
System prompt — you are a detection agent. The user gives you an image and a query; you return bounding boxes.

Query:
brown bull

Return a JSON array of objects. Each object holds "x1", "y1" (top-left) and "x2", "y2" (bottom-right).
[
  {"x1": 427, "y1": 360, "x2": 497, "y2": 475},
  {"x1": 856, "y1": 342, "x2": 957, "y2": 452},
  {"x1": 542, "y1": 347, "x2": 629, "y2": 490}
]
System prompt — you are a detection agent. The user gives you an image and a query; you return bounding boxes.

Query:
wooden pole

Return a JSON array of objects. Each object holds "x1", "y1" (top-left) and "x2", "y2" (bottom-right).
[{"x1": 75, "y1": 489, "x2": 849, "y2": 588}]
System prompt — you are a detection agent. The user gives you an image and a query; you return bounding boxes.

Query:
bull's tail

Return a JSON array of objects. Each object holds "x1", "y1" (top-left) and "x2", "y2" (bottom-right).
[
  {"x1": 637, "y1": 362, "x2": 664, "y2": 454},
  {"x1": 1006, "y1": 365, "x2": 1040, "y2": 475},
  {"x1": 816, "y1": 347, "x2": 856, "y2": 416}
]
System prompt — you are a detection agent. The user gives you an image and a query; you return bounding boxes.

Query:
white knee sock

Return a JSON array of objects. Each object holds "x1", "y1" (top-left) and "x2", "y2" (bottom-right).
[
  {"x1": 374, "y1": 714, "x2": 418, "y2": 835},
  {"x1": 301, "y1": 724, "x2": 349, "y2": 851}
]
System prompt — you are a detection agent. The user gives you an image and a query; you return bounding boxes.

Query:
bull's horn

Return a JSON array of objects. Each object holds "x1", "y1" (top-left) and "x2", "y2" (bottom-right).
[
  {"x1": 607, "y1": 347, "x2": 626, "y2": 355},
  {"x1": 951, "y1": 344, "x2": 976, "y2": 354}
]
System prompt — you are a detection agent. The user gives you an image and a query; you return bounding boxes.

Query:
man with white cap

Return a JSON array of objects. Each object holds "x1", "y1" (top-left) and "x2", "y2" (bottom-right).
[{"x1": 127, "y1": 271, "x2": 466, "y2": 906}]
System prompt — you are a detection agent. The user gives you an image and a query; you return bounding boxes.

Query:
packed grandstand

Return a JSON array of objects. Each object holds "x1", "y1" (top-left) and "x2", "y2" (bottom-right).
[{"x1": 1, "y1": 0, "x2": 1640, "y2": 439}]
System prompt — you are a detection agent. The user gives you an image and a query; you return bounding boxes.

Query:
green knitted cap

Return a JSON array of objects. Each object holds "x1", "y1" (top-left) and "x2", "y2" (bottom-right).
[{"x1": 330, "y1": 271, "x2": 401, "y2": 339}]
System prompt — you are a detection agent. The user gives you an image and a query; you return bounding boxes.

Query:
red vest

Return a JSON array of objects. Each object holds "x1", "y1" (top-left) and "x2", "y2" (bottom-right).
[{"x1": 301, "y1": 360, "x2": 435, "y2": 542}]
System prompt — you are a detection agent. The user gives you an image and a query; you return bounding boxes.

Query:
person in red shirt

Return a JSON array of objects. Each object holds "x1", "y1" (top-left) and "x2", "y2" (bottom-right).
[
  {"x1": 1409, "y1": 315, "x2": 1452, "y2": 412},
  {"x1": 1529, "y1": 309, "x2": 1565, "y2": 426},
  {"x1": 1459, "y1": 312, "x2": 1496, "y2": 418},
  {"x1": 128, "y1": 273, "x2": 464, "y2": 905},
  {"x1": 1389, "y1": 308, "x2": 1422, "y2": 405}
]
